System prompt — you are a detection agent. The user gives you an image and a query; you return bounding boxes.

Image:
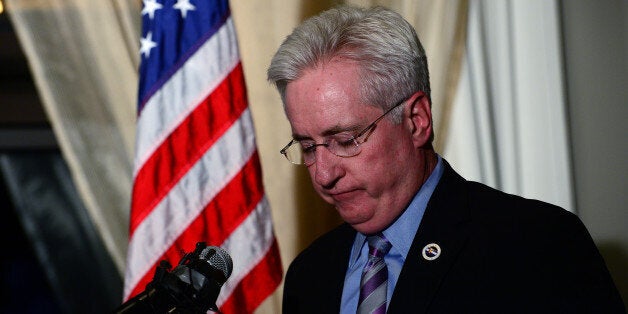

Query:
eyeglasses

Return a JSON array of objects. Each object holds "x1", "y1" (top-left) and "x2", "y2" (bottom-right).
[{"x1": 280, "y1": 98, "x2": 406, "y2": 166}]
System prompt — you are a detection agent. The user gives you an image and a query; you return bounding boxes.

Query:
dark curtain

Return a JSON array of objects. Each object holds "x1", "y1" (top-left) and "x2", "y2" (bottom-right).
[{"x1": 0, "y1": 151, "x2": 122, "y2": 313}]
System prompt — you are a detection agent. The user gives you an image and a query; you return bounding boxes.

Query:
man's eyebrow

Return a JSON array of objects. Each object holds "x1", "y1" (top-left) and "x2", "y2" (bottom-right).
[
  {"x1": 321, "y1": 125, "x2": 361, "y2": 137},
  {"x1": 292, "y1": 124, "x2": 363, "y2": 141},
  {"x1": 292, "y1": 134, "x2": 312, "y2": 141}
]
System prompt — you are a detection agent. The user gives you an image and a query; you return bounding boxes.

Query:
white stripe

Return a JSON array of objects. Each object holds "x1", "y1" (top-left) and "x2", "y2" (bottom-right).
[
  {"x1": 216, "y1": 197, "x2": 276, "y2": 307},
  {"x1": 124, "y1": 108, "x2": 256, "y2": 298},
  {"x1": 134, "y1": 17, "x2": 240, "y2": 177}
]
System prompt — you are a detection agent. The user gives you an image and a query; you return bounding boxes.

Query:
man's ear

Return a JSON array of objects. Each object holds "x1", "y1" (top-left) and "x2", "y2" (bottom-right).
[{"x1": 406, "y1": 91, "x2": 433, "y2": 148}]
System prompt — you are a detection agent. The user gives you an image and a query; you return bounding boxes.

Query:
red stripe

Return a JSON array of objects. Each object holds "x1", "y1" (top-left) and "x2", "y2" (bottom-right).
[
  {"x1": 127, "y1": 151, "x2": 266, "y2": 299},
  {"x1": 130, "y1": 63, "x2": 248, "y2": 235},
  {"x1": 219, "y1": 240, "x2": 283, "y2": 314},
  {"x1": 176, "y1": 151, "x2": 265, "y2": 245}
]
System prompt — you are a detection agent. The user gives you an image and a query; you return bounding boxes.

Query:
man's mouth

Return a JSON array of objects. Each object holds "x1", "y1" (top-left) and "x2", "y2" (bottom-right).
[{"x1": 329, "y1": 189, "x2": 360, "y2": 202}]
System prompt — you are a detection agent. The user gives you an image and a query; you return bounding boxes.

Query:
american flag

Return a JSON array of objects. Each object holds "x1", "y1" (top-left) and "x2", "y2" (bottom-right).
[{"x1": 124, "y1": 0, "x2": 282, "y2": 312}]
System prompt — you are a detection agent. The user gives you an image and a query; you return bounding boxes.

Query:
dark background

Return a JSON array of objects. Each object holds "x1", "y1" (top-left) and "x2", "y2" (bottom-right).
[{"x1": 0, "y1": 10, "x2": 122, "y2": 314}]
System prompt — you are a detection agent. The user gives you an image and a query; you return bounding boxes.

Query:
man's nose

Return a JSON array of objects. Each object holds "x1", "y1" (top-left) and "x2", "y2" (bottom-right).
[{"x1": 313, "y1": 146, "x2": 343, "y2": 189}]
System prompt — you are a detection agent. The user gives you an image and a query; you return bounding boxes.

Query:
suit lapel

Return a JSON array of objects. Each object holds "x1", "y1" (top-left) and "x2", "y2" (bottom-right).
[
  {"x1": 322, "y1": 224, "x2": 356, "y2": 313},
  {"x1": 389, "y1": 161, "x2": 472, "y2": 313}
]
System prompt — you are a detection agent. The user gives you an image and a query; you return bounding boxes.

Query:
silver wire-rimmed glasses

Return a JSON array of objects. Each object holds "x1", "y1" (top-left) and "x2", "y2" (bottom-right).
[{"x1": 280, "y1": 98, "x2": 406, "y2": 166}]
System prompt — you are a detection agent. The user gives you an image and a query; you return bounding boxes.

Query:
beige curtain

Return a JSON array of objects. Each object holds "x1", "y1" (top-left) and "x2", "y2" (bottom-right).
[
  {"x1": 6, "y1": 0, "x2": 141, "y2": 274},
  {"x1": 443, "y1": 0, "x2": 574, "y2": 211},
  {"x1": 7, "y1": 0, "x2": 467, "y2": 312}
]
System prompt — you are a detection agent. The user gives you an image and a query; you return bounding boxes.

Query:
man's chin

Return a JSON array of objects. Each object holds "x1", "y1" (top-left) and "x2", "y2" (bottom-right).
[{"x1": 335, "y1": 206, "x2": 365, "y2": 222}]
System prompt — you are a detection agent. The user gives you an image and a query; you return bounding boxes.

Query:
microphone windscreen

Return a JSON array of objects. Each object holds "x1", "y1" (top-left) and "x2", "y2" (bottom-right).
[{"x1": 201, "y1": 246, "x2": 233, "y2": 282}]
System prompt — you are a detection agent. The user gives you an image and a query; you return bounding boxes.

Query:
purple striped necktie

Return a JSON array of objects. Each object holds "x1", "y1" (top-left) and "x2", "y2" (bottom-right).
[{"x1": 357, "y1": 233, "x2": 392, "y2": 314}]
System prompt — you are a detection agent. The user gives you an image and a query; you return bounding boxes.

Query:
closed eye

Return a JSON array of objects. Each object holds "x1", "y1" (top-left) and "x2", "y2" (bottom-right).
[
  {"x1": 337, "y1": 137, "x2": 357, "y2": 148},
  {"x1": 299, "y1": 141, "x2": 317, "y2": 153}
]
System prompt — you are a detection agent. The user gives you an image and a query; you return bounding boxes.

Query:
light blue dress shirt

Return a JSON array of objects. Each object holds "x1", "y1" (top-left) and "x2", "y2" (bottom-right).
[{"x1": 339, "y1": 155, "x2": 444, "y2": 313}]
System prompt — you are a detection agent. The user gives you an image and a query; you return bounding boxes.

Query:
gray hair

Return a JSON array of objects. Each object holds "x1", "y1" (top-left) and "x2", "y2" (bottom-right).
[{"x1": 267, "y1": 5, "x2": 431, "y2": 123}]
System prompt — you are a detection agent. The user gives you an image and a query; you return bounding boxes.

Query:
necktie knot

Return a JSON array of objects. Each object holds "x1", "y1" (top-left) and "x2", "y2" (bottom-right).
[{"x1": 367, "y1": 233, "x2": 391, "y2": 259}]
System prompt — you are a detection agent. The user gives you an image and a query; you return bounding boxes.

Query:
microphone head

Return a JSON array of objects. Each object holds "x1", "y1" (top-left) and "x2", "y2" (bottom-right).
[
  {"x1": 116, "y1": 242, "x2": 232, "y2": 314},
  {"x1": 200, "y1": 246, "x2": 233, "y2": 282}
]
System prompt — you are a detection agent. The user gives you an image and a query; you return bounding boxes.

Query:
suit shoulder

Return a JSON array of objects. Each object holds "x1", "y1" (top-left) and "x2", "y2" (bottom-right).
[
  {"x1": 465, "y1": 180, "x2": 577, "y2": 223},
  {"x1": 289, "y1": 223, "x2": 355, "y2": 269}
]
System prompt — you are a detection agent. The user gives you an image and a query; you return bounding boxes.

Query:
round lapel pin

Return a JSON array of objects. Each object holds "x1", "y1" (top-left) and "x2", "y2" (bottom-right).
[{"x1": 422, "y1": 243, "x2": 441, "y2": 261}]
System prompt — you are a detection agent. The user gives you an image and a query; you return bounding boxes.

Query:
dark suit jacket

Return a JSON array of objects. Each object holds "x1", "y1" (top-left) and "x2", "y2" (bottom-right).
[{"x1": 282, "y1": 161, "x2": 624, "y2": 313}]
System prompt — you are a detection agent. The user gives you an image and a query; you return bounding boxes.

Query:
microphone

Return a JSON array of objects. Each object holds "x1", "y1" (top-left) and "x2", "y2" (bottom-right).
[{"x1": 115, "y1": 242, "x2": 233, "y2": 314}]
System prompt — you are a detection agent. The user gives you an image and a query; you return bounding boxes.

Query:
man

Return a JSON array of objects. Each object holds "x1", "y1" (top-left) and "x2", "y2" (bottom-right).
[{"x1": 267, "y1": 5, "x2": 624, "y2": 314}]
